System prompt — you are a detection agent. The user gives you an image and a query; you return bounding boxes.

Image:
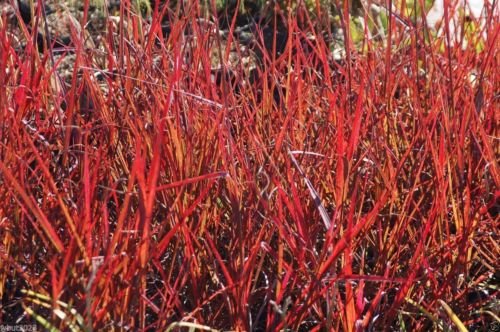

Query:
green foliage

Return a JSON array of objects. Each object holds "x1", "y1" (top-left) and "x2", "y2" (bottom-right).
[
  {"x1": 134, "y1": 0, "x2": 152, "y2": 17},
  {"x1": 401, "y1": 0, "x2": 435, "y2": 19}
]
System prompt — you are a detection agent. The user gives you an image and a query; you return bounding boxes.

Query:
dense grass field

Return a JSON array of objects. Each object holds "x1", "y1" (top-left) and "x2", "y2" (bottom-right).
[{"x1": 0, "y1": 0, "x2": 498, "y2": 330}]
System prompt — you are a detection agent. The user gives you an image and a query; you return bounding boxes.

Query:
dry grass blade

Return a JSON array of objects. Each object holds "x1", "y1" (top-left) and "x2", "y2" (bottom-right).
[
  {"x1": 288, "y1": 149, "x2": 332, "y2": 230},
  {"x1": 438, "y1": 299, "x2": 469, "y2": 332}
]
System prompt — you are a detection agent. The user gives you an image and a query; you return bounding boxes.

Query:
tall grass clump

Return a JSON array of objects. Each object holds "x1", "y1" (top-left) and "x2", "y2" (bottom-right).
[{"x1": 0, "y1": 0, "x2": 498, "y2": 330}]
